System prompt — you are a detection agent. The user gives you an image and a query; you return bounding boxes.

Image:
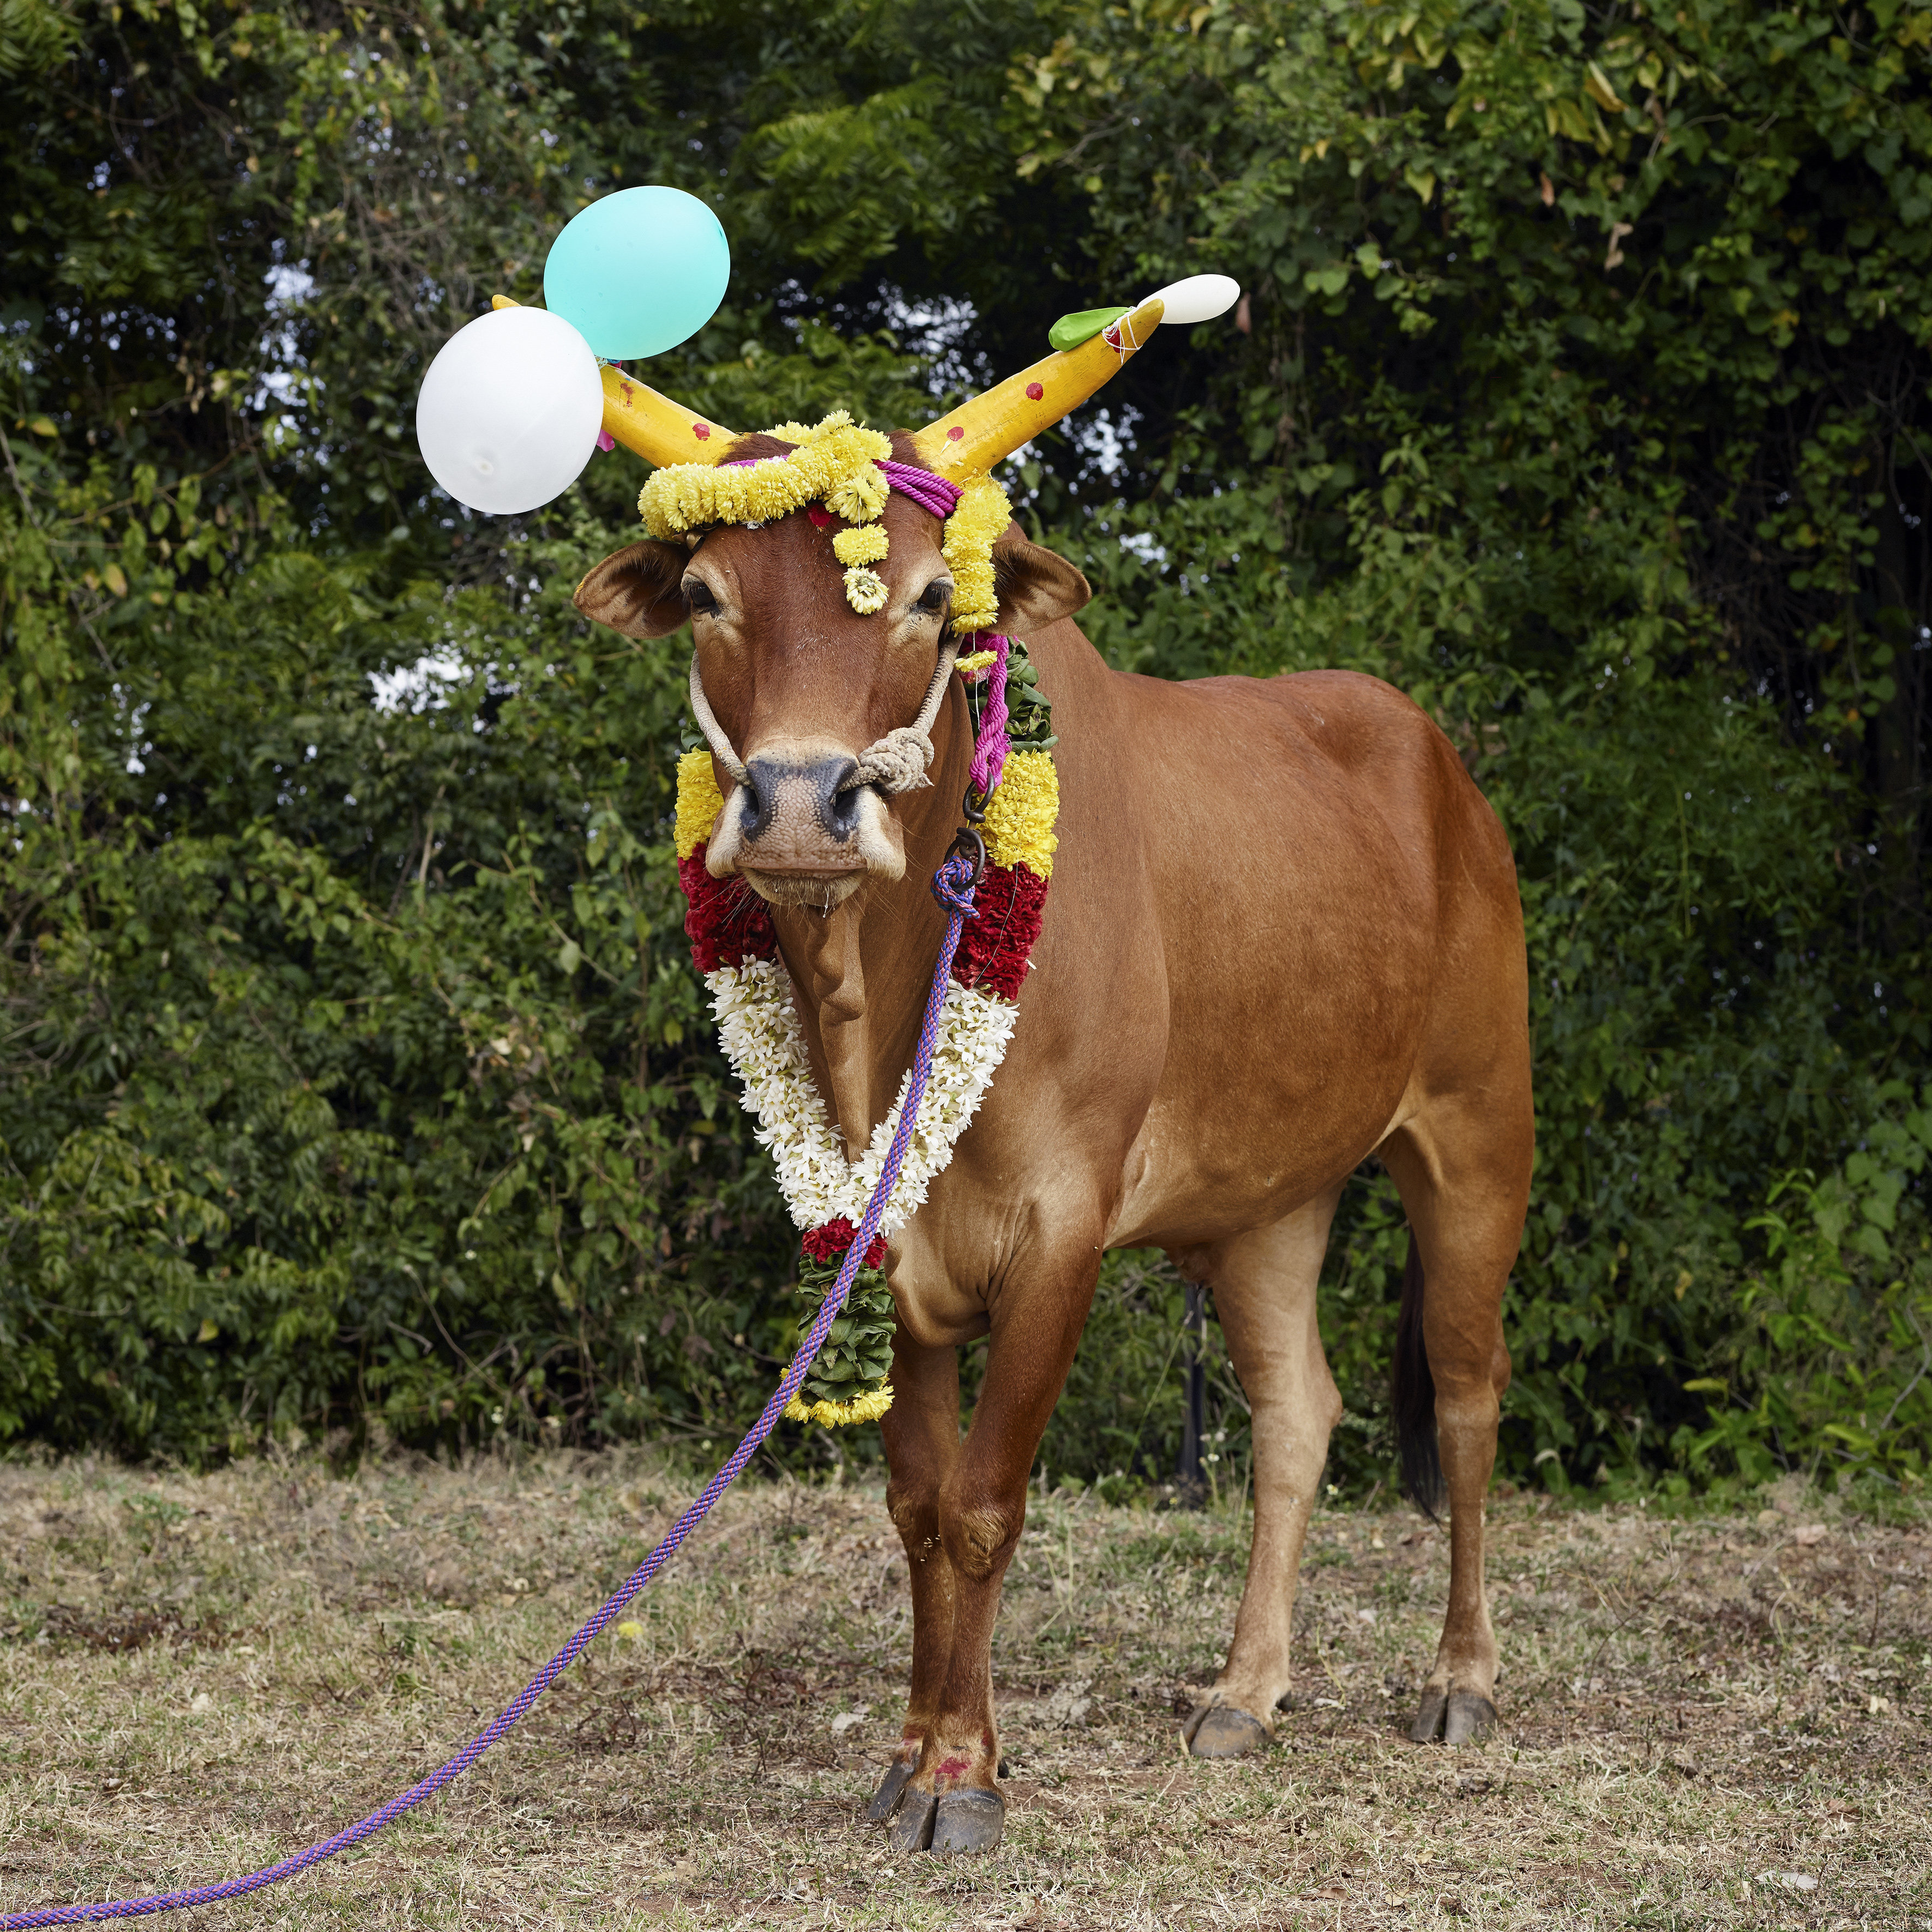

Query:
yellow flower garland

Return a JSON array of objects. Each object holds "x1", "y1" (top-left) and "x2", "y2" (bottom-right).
[
  {"x1": 639, "y1": 411, "x2": 892, "y2": 538},
  {"x1": 675, "y1": 748, "x2": 725, "y2": 860},
  {"x1": 636, "y1": 411, "x2": 1013, "y2": 630},
  {"x1": 639, "y1": 411, "x2": 895, "y2": 616},
  {"x1": 941, "y1": 474, "x2": 1014, "y2": 634},
  {"x1": 784, "y1": 1384, "x2": 896, "y2": 1428},
  {"x1": 831, "y1": 525, "x2": 890, "y2": 567},
  {"x1": 982, "y1": 749, "x2": 1059, "y2": 878}
]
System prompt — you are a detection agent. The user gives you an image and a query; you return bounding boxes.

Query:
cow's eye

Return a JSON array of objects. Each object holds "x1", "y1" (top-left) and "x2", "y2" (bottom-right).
[
  {"x1": 915, "y1": 579, "x2": 952, "y2": 616},
  {"x1": 684, "y1": 579, "x2": 718, "y2": 616}
]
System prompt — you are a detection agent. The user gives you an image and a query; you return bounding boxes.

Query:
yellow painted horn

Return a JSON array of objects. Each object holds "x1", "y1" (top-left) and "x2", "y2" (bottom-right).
[
  {"x1": 911, "y1": 295, "x2": 1164, "y2": 479},
  {"x1": 598, "y1": 365, "x2": 739, "y2": 468},
  {"x1": 489, "y1": 294, "x2": 739, "y2": 468}
]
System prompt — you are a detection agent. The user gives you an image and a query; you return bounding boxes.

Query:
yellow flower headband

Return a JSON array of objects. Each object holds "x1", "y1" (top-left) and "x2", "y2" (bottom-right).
[{"x1": 636, "y1": 411, "x2": 1011, "y2": 631}]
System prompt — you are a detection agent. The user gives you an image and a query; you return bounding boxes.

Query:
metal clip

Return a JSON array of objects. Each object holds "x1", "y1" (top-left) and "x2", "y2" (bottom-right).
[{"x1": 947, "y1": 826, "x2": 986, "y2": 884}]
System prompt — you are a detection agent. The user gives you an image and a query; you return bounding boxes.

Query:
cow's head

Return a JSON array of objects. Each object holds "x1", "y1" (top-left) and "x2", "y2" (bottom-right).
[{"x1": 571, "y1": 300, "x2": 1163, "y2": 908}]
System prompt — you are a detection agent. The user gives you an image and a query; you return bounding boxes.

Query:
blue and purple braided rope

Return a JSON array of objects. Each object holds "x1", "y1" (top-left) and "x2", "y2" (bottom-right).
[{"x1": 1, "y1": 855, "x2": 979, "y2": 1930}]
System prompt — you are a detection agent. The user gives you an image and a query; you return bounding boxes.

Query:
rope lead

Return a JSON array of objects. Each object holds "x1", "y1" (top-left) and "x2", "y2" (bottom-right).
[{"x1": 1, "y1": 858, "x2": 982, "y2": 1931}]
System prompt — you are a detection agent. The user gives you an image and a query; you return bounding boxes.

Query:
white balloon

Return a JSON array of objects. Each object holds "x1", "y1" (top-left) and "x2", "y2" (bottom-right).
[
  {"x1": 416, "y1": 306, "x2": 605, "y2": 515},
  {"x1": 1145, "y1": 273, "x2": 1243, "y2": 326}
]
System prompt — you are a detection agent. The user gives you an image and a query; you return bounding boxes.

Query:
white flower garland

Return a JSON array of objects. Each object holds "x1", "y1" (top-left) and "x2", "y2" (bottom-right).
[
  {"x1": 672, "y1": 637, "x2": 1056, "y2": 1427},
  {"x1": 709, "y1": 956, "x2": 1019, "y2": 1235}
]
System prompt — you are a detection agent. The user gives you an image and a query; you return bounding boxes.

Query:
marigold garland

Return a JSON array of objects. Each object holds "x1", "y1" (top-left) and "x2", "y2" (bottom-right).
[
  {"x1": 636, "y1": 410, "x2": 1015, "y2": 629},
  {"x1": 675, "y1": 748, "x2": 724, "y2": 859},
  {"x1": 639, "y1": 412, "x2": 892, "y2": 540},
  {"x1": 788, "y1": 1387, "x2": 896, "y2": 1428},
  {"x1": 831, "y1": 525, "x2": 890, "y2": 568},
  {"x1": 671, "y1": 643, "x2": 1057, "y2": 1426},
  {"x1": 982, "y1": 750, "x2": 1059, "y2": 880},
  {"x1": 941, "y1": 474, "x2": 1015, "y2": 634}
]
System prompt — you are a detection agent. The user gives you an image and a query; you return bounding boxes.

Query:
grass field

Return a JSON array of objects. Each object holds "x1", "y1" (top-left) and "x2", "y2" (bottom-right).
[{"x1": 0, "y1": 1449, "x2": 1926, "y2": 1929}]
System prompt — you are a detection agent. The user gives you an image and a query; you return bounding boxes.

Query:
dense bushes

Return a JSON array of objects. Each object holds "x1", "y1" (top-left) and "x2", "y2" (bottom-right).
[{"x1": 2, "y1": 0, "x2": 1928, "y2": 1496}]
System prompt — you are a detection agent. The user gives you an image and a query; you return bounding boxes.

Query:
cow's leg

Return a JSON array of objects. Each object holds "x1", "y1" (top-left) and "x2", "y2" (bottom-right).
[
  {"x1": 1381, "y1": 1088, "x2": 1532, "y2": 1746},
  {"x1": 1173, "y1": 1186, "x2": 1344, "y2": 1758},
  {"x1": 883, "y1": 1250, "x2": 1099, "y2": 1855},
  {"x1": 870, "y1": 1332, "x2": 961, "y2": 1822}
]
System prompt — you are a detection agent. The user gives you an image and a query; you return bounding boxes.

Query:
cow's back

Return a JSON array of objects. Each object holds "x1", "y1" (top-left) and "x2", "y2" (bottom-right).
[{"x1": 1017, "y1": 631, "x2": 1515, "y2": 1248}]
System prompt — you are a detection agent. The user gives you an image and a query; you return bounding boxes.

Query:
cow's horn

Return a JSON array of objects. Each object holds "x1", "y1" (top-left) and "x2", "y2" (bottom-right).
[
  {"x1": 911, "y1": 294, "x2": 1164, "y2": 479},
  {"x1": 597, "y1": 365, "x2": 739, "y2": 468},
  {"x1": 488, "y1": 293, "x2": 739, "y2": 468}
]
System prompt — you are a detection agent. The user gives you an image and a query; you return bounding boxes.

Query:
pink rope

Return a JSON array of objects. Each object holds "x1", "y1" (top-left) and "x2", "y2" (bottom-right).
[
  {"x1": 966, "y1": 635, "x2": 1011, "y2": 797},
  {"x1": 875, "y1": 461, "x2": 961, "y2": 520}
]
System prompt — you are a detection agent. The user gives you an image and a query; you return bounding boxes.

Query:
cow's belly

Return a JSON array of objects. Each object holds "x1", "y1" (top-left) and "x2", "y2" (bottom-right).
[{"x1": 1105, "y1": 1072, "x2": 1408, "y2": 1249}]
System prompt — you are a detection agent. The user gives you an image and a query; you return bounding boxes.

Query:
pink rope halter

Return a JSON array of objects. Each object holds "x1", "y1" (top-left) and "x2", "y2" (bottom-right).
[{"x1": 876, "y1": 459, "x2": 962, "y2": 520}]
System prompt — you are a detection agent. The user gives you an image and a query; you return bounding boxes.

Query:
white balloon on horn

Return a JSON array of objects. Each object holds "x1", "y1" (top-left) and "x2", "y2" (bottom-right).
[
  {"x1": 1143, "y1": 274, "x2": 1243, "y2": 325},
  {"x1": 416, "y1": 306, "x2": 606, "y2": 515}
]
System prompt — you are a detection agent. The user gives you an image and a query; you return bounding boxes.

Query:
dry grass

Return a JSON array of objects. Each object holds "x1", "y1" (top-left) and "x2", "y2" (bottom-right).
[{"x1": 1, "y1": 1449, "x2": 1927, "y2": 1930}]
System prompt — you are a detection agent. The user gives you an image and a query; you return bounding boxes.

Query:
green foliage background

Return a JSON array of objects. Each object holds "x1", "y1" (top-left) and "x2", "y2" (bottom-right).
[{"x1": 3, "y1": 0, "x2": 1929, "y2": 1498}]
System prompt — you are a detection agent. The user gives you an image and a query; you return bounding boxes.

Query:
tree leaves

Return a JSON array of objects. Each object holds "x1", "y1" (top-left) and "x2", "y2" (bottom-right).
[{"x1": 2, "y1": 0, "x2": 1928, "y2": 1490}]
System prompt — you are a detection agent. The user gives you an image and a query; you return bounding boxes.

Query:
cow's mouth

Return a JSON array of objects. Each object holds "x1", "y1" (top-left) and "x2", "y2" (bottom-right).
[{"x1": 739, "y1": 865, "x2": 869, "y2": 912}]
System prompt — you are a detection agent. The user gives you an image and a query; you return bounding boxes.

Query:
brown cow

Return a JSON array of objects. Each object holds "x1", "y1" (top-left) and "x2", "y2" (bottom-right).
[{"x1": 575, "y1": 317, "x2": 1533, "y2": 1855}]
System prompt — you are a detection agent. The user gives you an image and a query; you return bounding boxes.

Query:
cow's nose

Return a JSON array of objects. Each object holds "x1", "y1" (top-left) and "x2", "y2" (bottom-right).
[{"x1": 740, "y1": 756, "x2": 865, "y2": 848}]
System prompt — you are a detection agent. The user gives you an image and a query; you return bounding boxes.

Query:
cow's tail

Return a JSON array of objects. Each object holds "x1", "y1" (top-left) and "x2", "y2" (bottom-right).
[{"x1": 1393, "y1": 1232, "x2": 1445, "y2": 1519}]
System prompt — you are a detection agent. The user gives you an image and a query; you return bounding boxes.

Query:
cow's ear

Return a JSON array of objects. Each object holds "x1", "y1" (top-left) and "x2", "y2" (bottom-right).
[
  {"x1": 991, "y1": 521, "x2": 1091, "y2": 631},
  {"x1": 574, "y1": 539, "x2": 691, "y2": 638}
]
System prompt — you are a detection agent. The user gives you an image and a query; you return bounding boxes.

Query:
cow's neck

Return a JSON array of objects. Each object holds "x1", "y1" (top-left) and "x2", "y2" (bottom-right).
[
  {"x1": 768, "y1": 683, "x2": 973, "y2": 1163},
  {"x1": 782, "y1": 897, "x2": 874, "y2": 1156}
]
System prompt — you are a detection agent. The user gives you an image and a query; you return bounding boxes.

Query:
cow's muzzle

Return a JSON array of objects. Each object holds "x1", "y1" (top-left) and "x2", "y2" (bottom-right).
[
  {"x1": 706, "y1": 750, "x2": 907, "y2": 904},
  {"x1": 738, "y1": 756, "x2": 865, "y2": 852}
]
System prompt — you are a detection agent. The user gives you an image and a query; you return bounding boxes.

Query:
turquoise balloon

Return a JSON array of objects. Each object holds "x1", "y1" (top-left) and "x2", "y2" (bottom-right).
[{"x1": 542, "y1": 186, "x2": 730, "y2": 361}]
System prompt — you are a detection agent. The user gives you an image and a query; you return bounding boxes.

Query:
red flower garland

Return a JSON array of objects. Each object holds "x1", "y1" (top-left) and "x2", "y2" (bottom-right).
[
  {"x1": 802, "y1": 1217, "x2": 888, "y2": 1271},
  {"x1": 679, "y1": 847, "x2": 779, "y2": 972},
  {"x1": 948, "y1": 860, "x2": 1048, "y2": 1002}
]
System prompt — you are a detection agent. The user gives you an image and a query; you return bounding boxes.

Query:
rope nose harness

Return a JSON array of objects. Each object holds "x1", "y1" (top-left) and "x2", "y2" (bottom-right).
[
  {"x1": 687, "y1": 637, "x2": 960, "y2": 799},
  {"x1": 0, "y1": 853, "x2": 983, "y2": 1930},
  {"x1": 685, "y1": 457, "x2": 968, "y2": 798}
]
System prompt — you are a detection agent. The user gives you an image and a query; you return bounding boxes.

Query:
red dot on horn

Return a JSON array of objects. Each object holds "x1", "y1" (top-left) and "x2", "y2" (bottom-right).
[
  {"x1": 1026, "y1": 382, "x2": 1044, "y2": 400},
  {"x1": 693, "y1": 424, "x2": 711, "y2": 441},
  {"x1": 947, "y1": 426, "x2": 964, "y2": 442}
]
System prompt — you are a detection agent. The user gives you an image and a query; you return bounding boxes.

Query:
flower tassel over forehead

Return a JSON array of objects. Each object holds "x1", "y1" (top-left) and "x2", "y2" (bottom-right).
[
  {"x1": 636, "y1": 408, "x2": 1010, "y2": 629},
  {"x1": 941, "y1": 474, "x2": 1015, "y2": 636}
]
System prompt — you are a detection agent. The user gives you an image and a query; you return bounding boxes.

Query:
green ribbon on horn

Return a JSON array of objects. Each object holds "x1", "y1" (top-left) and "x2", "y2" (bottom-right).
[{"x1": 1048, "y1": 304, "x2": 1132, "y2": 352}]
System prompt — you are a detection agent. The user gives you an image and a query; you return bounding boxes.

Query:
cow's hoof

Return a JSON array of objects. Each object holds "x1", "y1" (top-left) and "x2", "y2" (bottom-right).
[
  {"x1": 931, "y1": 1787, "x2": 1004, "y2": 1853},
  {"x1": 1409, "y1": 1689, "x2": 1448, "y2": 1743},
  {"x1": 886, "y1": 1788, "x2": 937, "y2": 1851},
  {"x1": 1184, "y1": 1705, "x2": 1269, "y2": 1758},
  {"x1": 866, "y1": 1759, "x2": 916, "y2": 1824},
  {"x1": 1445, "y1": 1692, "x2": 1497, "y2": 1746}
]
